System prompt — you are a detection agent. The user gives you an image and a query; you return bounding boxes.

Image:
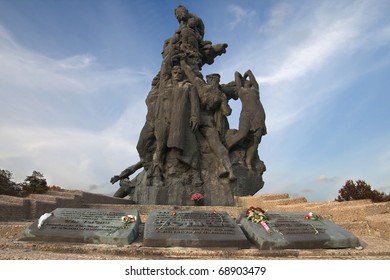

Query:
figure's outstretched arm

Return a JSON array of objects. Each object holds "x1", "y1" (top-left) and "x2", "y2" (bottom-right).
[
  {"x1": 220, "y1": 81, "x2": 238, "y2": 100},
  {"x1": 235, "y1": 71, "x2": 243, "y2": 93},
  {"x1": 110, "y1": 160, "x2": 143, "y2": 184},
  {"x1": 244, "y1": 69, "x2": 259, "y2": 90},
  {"x1": 180, "y1": 57, "x2": 204, "y2": 91}
]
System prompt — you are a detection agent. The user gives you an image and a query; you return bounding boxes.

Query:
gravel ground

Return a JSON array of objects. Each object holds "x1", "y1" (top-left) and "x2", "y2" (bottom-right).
[{"x1": 1, "y1": 221, "x2": 390, "y2": 260}]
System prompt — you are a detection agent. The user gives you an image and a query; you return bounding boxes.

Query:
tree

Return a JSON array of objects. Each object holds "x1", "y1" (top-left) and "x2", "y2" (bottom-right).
[
  {"x1": 336, "y1": 179, "x2": 390, "y2": 202},
  {"x1": 0, "y1": 169, "x2": 22, "y2": 196},
  {"x1": 22, "y1": 171, "x2": 49, "y2": 195}
]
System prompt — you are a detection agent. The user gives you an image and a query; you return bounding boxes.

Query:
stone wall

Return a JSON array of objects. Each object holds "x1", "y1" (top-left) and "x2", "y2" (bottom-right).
[{"x1": 0, "y1": 190, "x2": 131, "y2": 221}]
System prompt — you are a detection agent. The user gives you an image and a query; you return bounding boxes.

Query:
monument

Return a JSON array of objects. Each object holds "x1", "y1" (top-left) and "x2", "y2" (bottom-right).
[
  {"x1": 239, "y1": 211, "x2": 361, "y2": 250},
  {"x1": 17, "y1": 6, "x2": 362, "y2": 253},
  {"x1": 144, "y1": 210, "x2": 249, "y2": 248},
  {"x1": 20, "y1": 208, "x2": 141, "y2": 245},
  {"x1": 111, "y1": 5, "x2": 266, "y2": 206}
]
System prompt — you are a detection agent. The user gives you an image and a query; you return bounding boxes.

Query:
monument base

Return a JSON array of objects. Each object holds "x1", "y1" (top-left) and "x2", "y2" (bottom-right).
[
  {"x1": 144, "y1": 210, "x2": 250, "y2": 248},
  {"x1": 239, "y1": 211, "x2": 361, "y2": 250},
  {"x1": 19, "y1": 208, "x2": 140, "y2": 245}
]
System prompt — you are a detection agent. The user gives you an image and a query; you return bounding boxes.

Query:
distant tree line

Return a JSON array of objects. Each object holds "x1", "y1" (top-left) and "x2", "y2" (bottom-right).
[
  {"x1": 335, "y1": 179, "x2": 390, "y2": 203},
  {"x1": 0, "y1": 169, "x2": 60, "y2": 197}
]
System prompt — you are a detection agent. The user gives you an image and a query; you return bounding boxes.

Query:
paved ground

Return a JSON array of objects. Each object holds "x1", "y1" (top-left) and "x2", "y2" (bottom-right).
[{"x1": 1, "y1": 221, "x2": 389, "y2": 260}]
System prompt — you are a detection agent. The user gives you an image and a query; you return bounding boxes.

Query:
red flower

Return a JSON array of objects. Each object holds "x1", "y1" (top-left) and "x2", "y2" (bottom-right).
[
  {"x1": 172, "y1": 211, "x2": 177, "y2": 215},
  {"x1": 246, "y1": 206, "x2": 265, "y2": 216},
  {"x1": 304, "y1": 215, "x2": 310, "y2": 219},
  {"x1": 212, "y1": 209, "x2": 217, "y2": 214}
]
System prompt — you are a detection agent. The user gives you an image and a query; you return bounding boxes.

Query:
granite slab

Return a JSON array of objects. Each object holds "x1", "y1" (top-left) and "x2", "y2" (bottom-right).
[
  {"x1": 144, "y1": 210, "x2": 249, "y2": 248},
  {"x1": 19, "y1": 208, "x2": 140, "y2": 245},
  {"x1": 239, "y1": 211, "x2": 361, "y2": 250}
]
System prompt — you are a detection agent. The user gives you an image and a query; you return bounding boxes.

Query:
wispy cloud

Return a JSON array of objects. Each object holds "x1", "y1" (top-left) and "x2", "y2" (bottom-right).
[
  {"x1": 317, "y1": 175, "x2": 338, "y2": 183},
  {"x1": 0, "y1": 24, "x2": 149, "y2": 190},
  {"x1": 258, "y1": 2, "x2": 290, "y2": 34},
  {"x1": 227, "y1": 4, "x2": 256, "y2": 29}
]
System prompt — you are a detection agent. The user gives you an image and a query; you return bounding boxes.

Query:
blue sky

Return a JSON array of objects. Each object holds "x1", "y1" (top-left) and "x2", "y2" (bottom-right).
[{"x1": 0, "y1": 0, "x2": 389, "y2": 202}]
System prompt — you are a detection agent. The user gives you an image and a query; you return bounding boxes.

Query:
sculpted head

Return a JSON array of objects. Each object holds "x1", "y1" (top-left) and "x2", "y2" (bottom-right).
[
  {"x1": 175, "y1": 5, "x2": 189, "y2": 23},
  {"x1": 171, "y1": 65, "x2": 184, "y2": 82},
  {"x1": 206, "y1": 73, "x2": 221, "y2": 85}
]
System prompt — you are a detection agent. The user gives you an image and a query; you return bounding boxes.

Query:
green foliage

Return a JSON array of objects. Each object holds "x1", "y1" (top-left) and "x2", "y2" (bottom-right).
[
  {"x1": 336, "y1": 179, "x2": 390, "y2": 203},
  {"x1": 0, "y1": 169, "x2": 23, "y2": 196},
  {"x1": 22, "y1": 170, "x2": 49, "y2": 196}
]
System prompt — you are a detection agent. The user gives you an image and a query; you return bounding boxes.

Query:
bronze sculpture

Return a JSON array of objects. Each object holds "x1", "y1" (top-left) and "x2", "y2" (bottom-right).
[{"x1": 111, "y1": 5, "x2": 266, "y2": 205}]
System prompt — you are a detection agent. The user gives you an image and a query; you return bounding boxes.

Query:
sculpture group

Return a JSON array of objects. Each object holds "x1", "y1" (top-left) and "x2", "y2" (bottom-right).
[{"x1": 111, "y1": 5, "x2": 266, "y2": 206}]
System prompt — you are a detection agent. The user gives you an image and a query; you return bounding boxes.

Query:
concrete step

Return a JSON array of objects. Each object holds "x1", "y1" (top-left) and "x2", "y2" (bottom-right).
[
  {"x1": 78, "y1": 191, "x2": 132, "y2": 205},
  {"x1": 337, "y1": 221, "x2": 371, "y2": 237},
  {"x1": 324, "y1": 202, "x2": 390, "y2": 223},
  {"x1": 27, "y1": 193, "x2": 60, "y2": 202},
  {"x1": 46, "y1": 190, "x2": 80, "y2": 199},
  {"x1": 257, "y1": 200, "x2": 389, "y2": 223},
  {"x1": 366, "y1": 213, "x2": 390, "y2": 240},
  {"x1": 0, "y1": 196, "x2": 31, "y2": 221},
  {"x1": 234, "y1": 193, "x2": 289, "y2": 206},
  {"x1": 234, "y1": 193, "x2": 290, "y2": 206},
  {"x1": 236, "y1": 196, "x2": 307, "y2": 208},
  {"x1": 0, "y1": 195, "x2": 26, "y2": 204}
]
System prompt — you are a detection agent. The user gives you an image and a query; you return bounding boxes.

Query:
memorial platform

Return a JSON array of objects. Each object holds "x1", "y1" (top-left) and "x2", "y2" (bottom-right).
[{"x1": 1, "y1": 191, "x2": 389, "y2": 259}]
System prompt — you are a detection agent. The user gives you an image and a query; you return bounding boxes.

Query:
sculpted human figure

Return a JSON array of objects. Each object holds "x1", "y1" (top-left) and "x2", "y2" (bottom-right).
[
  {"x1": 136, "y1": 73, "x2": 159, "y2": 169},
  {"x1": 172, "y1": 5, "x2": 227, "y2": 71},
  {"x1": 152, "y1": 48, "x2": 201, "y2": 183},
  {"x1": 205, "y1": 73, "x2": 231, "y2": 142},
  {"x1": 166, "y1": 65, "x2": 200, "y2": 169},
  {"x1": 110, "y1": 160, "x2": 143, "y2": 198},
  {"x1": 110, "y1": 5, "x2": 267, "y2": 205},
  {"x1": 226, "y1": 70, "x2": 267, "y2": 170},
  {"x1": 180, "y1": 58, "x2": 236, "y2": 181}
]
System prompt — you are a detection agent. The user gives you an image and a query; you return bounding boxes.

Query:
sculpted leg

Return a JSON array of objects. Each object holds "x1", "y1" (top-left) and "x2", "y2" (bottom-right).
[
  {"x1": 202, "y1": 126, "x2": 236, "y2": 181},
  {"x1": 226, "y1": 117, "x2": 251, "y2": 150}
]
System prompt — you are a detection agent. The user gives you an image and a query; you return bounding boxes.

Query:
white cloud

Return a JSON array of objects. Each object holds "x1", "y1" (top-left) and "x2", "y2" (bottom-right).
[
  {"x1": 0, "y1": 123, "x2": 140, "y2": 189},
  {"x1": 0, "y1": 24, "x2": 149, "y2": 192},
  {"x1": 259, "y1": 14, "x2": 358, "y2": 86},
  {"x1": 227, "y1": 4, "x2": 256, "y2": 29},
  {"x1": 58, "y1": 55, "x2": 96, "y2": 69},
  {"x1": 258, "y1": 2, "x2": 290, "y2": 33},
  {"x1": 318, "y1": 175, "x2": 338, "y2": 183}
]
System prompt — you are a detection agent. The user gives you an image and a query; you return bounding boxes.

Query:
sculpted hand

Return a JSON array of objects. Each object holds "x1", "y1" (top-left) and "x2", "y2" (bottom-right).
[
  {"x1": 110, "y1": 175, "x2": 120, "y2": 184},
  {"x1": 190, "y1": 118, "x2": 199, "y2": 132}
]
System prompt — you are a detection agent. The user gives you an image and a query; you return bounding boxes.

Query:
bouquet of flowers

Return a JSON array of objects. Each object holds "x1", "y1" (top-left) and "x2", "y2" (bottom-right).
[
  {"x1": 246, "y1": 206, "x2": 269, "y2": 223},
  {"x1": 304, "y1": 212, "x2": 321, "y2": 221},
  {"x1": 246, "y1": 206, "x2": 272, "y2": 235},
  {"x1": 121, "y1": 214, "x2": 137, "y2": 228},
  {"x1": 191, "y1": 192, "x2": 204, "y2": 202}
]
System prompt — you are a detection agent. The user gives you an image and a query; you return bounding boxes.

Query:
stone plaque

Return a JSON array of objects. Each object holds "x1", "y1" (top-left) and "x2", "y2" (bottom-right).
[
  {"x1": 239, "y1": 211, "x2": 361, "y2": 250},
  {"x1": 144, "y1": 210, "x2": 249, "y2": 248},
  {"x1": 20, "y1": 208, "x2": 140, "y2": 245}
]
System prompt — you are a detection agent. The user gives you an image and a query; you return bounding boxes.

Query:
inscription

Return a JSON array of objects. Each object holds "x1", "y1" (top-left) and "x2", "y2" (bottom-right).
[
  {"x1": 44, "y1": 209, "x2": 128, "y2": 232},
  {"x1": 152, "y1": 212, "x2": 236, "y2": 235},
  {"x1": 143, "y1": 210, "x2": 250, "y2": 248},
  {"x1": 20, "y1": 208, "x2": 140, "y2": 245},
  {"x1": 239, "y1": 211, "x2": 361, "y2": 249},
  {"x1": 266, "y1": 214, "x2": 326, "y2": 235},
  {"x1": 269, "y1": 221, "x2": 326, "y2": 235}
]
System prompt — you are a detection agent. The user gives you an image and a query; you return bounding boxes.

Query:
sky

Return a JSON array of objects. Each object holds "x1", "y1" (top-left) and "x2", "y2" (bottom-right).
[{"x1": 0, "y1": 0, "x2": 389, "y2": 202}]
